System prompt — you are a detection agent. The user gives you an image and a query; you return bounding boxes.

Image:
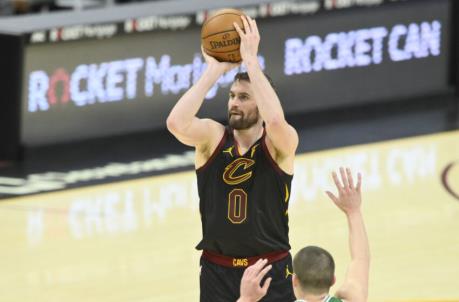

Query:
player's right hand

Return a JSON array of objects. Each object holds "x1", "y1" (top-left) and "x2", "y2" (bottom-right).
[
  {"x1": 201, "y1": 45, "x2": 240, "y2": 74},
  {"x1": 238, "y1": 259, "x2": 272, "y2": 302},
  {"x1": 326, "y1": 167, "x2": 362, "y2": 215}
]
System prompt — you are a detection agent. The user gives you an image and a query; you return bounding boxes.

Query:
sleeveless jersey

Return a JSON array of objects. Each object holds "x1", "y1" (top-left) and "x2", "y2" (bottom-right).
[{"x1": 195, "y1": 127, "x2": 292, "y2": 257}]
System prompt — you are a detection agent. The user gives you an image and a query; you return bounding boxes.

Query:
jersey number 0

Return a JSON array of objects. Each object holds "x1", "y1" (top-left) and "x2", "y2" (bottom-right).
[{"x1": 228, "y1": 188, "x2": 247, "y2": 224}]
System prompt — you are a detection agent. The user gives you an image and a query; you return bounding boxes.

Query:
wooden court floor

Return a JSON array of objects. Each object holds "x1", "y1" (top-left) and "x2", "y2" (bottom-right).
[{"x1": 0, "y1": 131, "x2": 458, "y2": 302}]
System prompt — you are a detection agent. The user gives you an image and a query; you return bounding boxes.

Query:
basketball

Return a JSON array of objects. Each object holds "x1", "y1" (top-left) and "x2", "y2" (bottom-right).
[{"x1": 201, "y1": 8, "x2": 245, "y2": 63}]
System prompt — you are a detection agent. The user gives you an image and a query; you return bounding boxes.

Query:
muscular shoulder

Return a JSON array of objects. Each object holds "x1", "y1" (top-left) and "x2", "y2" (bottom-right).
[
  {"x1": 195, "y1": 121, "x2": 226, "y2": 168},
  {"x1": 264, "y1": 120, "x2": 298, "y2": 157},
  {"x1": 195, "y1": 120, "x2": 225, "y2": 152},
  {"x1": 264, "y1": 135, "x2": 295, "y2": 175},
  {"x1": 167, "y1": 116, "x2": 225, "y2": 149}
]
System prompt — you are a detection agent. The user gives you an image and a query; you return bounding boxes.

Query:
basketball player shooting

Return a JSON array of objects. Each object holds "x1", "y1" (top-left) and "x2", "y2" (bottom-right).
[{"x1": 166, "y1": 15, "x2": 298, "y2": 301}]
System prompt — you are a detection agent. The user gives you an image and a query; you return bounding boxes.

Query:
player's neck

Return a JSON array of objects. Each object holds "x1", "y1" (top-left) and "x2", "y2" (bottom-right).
[
  {"x1": 233, "y1": 124, "x2": 264, "y2": 150},
  {"x1": 296, "y1": 293, "x2": 330, "y2": 302}
]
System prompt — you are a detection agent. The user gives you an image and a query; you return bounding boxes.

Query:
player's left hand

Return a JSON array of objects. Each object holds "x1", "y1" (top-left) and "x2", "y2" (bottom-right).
[
  {"x1": 233, "y1": 15, "x2": 260, "y2": 64},
  {"x1": 326, "y1": 167, "x2": 362, "y2": 216},
  {"x1": 238, "y1": 259, "x2": 272, "y2": 302}
]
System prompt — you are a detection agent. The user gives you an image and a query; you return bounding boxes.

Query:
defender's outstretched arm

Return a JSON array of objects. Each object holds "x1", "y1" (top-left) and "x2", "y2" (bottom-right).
[{"x1": 326, "y1": 168, "x2": 370, "y2": 302}]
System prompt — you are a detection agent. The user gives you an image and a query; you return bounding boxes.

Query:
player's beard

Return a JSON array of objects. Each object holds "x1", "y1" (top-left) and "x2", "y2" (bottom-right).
[{"x1": 228, "y1": 108, "x2": 259, "y2": 130}]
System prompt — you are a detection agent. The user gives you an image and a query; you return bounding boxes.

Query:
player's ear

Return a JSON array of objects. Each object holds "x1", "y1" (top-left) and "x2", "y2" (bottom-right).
[
  {"x1": 292, "y1": 274, "x2": 299, "y2": 288},
  {"x1": 331, "y1": 275, "x2": 336, "y2": 286}
]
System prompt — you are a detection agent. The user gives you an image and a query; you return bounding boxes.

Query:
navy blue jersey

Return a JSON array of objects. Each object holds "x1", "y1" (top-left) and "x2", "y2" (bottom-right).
[{"x1": 196, "y1": 127, "x2": 292, "y2": 257}]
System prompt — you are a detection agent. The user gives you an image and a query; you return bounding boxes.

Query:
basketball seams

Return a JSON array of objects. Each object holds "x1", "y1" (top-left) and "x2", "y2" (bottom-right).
[
  {"x1": 202, "y1": 12, "x2": 243, "y2": 29},
  {"x1": 202, "y1": 45, "x2": 240, "y2": 53},
  {"x1": 204, "y1": 48, "x2": 240, "y2": 54},
  {"x1": 201, "y1": 29, "x2": 239, "y2": 40},
  {"x1": 204, "y1": 49, "x2": 241, "y2": 62}
]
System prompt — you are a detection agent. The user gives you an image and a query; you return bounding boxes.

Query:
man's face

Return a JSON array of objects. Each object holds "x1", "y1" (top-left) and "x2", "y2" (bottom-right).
[{"x1": 228, "y1": 80, "x2": 260, "y2": 130}]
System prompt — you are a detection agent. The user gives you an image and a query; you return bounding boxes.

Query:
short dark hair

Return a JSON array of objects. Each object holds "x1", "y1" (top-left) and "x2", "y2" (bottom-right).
[
  {"x1": 293, "y1": 246, "x2": 335, "y2": 294},
  {"x1": 233, "y1": 72, "x2": 276, "y2": 90}
]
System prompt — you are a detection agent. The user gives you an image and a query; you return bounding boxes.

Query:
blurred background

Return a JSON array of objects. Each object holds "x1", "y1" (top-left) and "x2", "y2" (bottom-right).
[{"x1": 0, "y1": 0, "x2": 458, "y2": 301}]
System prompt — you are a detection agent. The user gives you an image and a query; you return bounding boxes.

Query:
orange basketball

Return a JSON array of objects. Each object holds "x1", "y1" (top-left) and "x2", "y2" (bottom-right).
[{"x1": 201, "y1": 8, "x2": 245, "y2": 63}]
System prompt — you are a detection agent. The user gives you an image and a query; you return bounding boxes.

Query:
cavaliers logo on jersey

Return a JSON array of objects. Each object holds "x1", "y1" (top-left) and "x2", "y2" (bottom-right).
[{"x1": 223, "y1": 158, "x2": 255, "y2": 185}]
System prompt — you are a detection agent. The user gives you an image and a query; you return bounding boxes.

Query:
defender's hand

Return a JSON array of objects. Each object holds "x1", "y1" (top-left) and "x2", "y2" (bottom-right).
[
  {"x1": 233, "y1": 15, "x2": 260, "y2": 64},
  {"x1": 238, "y1": 259, "x2": 272, "y2": 302},
  {"x1": 326, "y1": 167, "x2": 362, "y2": 215}
]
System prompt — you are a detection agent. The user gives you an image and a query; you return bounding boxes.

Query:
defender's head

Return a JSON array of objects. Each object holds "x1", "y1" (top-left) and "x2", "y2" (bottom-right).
[
  {"x1": 228, "y1": 72, "x2": 275, "y2": 130},
  {"x1": 292, "y1": 246, "x2": 336, "y2": 296}
]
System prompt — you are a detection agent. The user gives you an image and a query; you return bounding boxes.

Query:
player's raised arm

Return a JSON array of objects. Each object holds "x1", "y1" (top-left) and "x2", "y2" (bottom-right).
[
  {"x1": 166, "y1": 47, "x2": 239, "y2": 148},
  {"x1": 234, "y1": 16, "x2": 298, "y2": 159},
  {"x1": 325, "y1": 168, "x2": 370, "y2": 302}
]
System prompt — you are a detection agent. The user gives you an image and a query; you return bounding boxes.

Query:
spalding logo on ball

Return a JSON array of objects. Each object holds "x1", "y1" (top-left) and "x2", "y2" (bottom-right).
[{"x1": 201, "y1": 8, "x2": 245, "y2": 63}]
